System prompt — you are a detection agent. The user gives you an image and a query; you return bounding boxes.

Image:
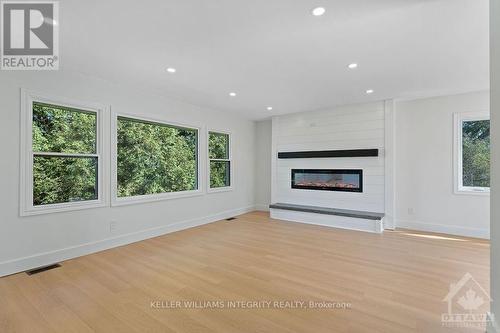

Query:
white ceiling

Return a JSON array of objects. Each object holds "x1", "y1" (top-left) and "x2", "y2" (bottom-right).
[{"x1": 61, "y1": 0, "x2": 489, "y2": 120}]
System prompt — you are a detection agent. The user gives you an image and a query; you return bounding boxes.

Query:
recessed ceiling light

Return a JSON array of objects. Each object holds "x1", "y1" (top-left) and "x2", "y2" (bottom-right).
[
  {"x1": 267, "y1": 107, "x2": 273, "y2": 111},
  {"x1": 366, "y1": 89, "x2": 374, "y2": 94},
  {"x1": 348, "y1": 63, "x2": 358, "y2": 69},
  {"x1": 229, "y1": 92, "x2": 237, "y2": 97},
  {"x1": 312, "y1": 7, "x2": 326, "y2": 16},
  {"x1": 167, "y1": 67, "x2": 176, "y2": 73}
]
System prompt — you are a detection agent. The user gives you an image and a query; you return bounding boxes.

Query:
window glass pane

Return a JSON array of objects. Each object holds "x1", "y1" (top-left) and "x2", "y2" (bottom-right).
[
  {"x1": 210, "y1": 161, "x2": 230, "y2": 188},
  {"x1": 33, "y1": 156, "x2": 98, "y2": 206},
  {"x1": 117, "y1": 117, "x2": 198, "y2": 197},
  {"x1": 462, "y1": 120, "x2": 490, "y2": 187},
  {"x1": 209, "y1": 132, "x2": 229, "y2": 159},
  {"x1": 33, "y1": 102, "x2": 97, "y2": 154}
]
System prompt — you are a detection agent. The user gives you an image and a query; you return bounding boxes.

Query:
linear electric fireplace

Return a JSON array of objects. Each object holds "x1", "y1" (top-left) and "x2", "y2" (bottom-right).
[{"x1": 291, "y1": 169, "x2": 363, "y2": 192}]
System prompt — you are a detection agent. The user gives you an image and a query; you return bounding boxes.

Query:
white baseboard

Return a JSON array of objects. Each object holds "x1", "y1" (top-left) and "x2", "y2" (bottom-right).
[
  {"x1": 488, "y1": 313, "x2": 499, "y2": 333},
  {"x1": 396, "y1": 219, "x2": 489, "y2": 239},
  {"x1": 254, "y1": 204, "x2": 270, "y2": 211},
  {"x1": 0, "y1": 205, "x2": 256, "y2": 277},
  {"x1": 270, "y1": 209, "x2": 383, "y2": 234}
]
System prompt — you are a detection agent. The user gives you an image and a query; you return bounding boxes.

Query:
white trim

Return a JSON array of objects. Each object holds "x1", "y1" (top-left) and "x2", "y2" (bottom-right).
[
  {"x1": 384, "y1": 99, "x2": 396, "y2": 230},
  {"x1": 270, "y1": 116, "x2": 278, "y2": 204},
  {"x1": 0, "y1": 205, "x2": 257, "y2": 277},
  {"x1": 20, "y1": 89, "x2": 110, "y2": 216},
  {"x1": 207, "y1": 187, "x2": 233, "y2": 194},
  {"x1": 453, "y1": 111, "x2": 490, "y2": 196},
  {"x1": 111, "y1": 111, "x2": 203, "y2": 206},
  {"x1": 112, "y1": 190, "x2": 205, "y2": 207},
  {"x1": 207, "y1": 129, "x2": 233, "y2": 193},
  {"x1": 396, "y1": 218, "x2": 490, "y2": 239}
]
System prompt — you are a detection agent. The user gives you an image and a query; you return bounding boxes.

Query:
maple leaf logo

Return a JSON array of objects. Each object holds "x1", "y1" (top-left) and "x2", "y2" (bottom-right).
[{"x1": 457, "y1": 289, "x2": 484, "y2": 312}]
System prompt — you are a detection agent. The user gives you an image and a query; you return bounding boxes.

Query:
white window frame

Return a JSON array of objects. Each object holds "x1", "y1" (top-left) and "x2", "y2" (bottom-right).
[
  {"x1": 207, "y1": 129, "x2": 233, "y2": 193},
  {"x1": 111, "y1": 112, "x2": 203, "y2": 206},
  {"x1": 453, "y1": 111, "x2": 490, "y2": 196},
  {"x1": 20, "y1": 89, "x2": 109, "y2": 216}
]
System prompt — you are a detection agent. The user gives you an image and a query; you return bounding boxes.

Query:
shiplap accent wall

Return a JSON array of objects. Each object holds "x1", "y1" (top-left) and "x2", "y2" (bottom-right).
[{"x1": 272, "y1": 102, "x2": 386, "y2": 213}]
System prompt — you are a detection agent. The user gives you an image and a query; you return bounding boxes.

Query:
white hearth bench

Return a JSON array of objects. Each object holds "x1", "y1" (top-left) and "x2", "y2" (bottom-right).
[{"x1": 269, "y1": 203, "x2": 385, "y2": 233}]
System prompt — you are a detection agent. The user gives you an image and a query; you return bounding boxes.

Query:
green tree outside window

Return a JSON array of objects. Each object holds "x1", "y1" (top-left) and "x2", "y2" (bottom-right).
[
  {"x1": 32, "y1": 102, "x2": 98, "y2": 206},
  {"x1": 117, "y1": 117, "x2": 198, "y2": 197},
  {"x1": 209, "y1": 132, "x2": 231, "y2": 188},
  {"x1": 462, "y1": 119, "x2": 490, "y2": 188}
]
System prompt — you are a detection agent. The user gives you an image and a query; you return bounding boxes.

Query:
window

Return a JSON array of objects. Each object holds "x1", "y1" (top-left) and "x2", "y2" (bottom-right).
[
  {"x1": 208, "y1": 131, "x2": 231, "y2": 190},
  {"x1": 21, "y1": 90, "x2": 107, "y2": 215},
  {"x1": 113, "y1": 115, "x2": 200, "y2": 204},
  {"x1": 454, "y1": 112, "x2": 490, "y2": 194}
]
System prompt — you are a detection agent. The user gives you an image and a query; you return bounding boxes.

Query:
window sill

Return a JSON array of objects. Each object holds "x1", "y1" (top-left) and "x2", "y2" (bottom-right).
[
  {"x1": 207, "y1": 186, "x2": 233, "y2": 194},
  {"x1": 112, "y1": 189, "x2": 204, "y2": 207},
  {"x1": 454, "y1": 188, "x2": 490, "y2": 196},
  {"x1": 21, "y1": 200, "x2": 107, "y2": 216}
]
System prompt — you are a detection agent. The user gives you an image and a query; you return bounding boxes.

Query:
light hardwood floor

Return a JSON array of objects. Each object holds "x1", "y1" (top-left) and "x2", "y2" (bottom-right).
[{"x1": 0, "y1": 211, "x2": 490, "y2": 333}]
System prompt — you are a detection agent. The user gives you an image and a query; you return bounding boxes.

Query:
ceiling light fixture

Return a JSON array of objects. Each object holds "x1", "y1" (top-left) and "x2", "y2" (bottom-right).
[
  {"x1": 366, "y1": 89, "x2": 374, "y2": 94},
  {"x1": 167, "y1": 67, "x2": 176, "y2": 73},
  {"x1": 267, "y1": 107, "x2": 273, "y2": 111},
  {"x1": 229, "y1": 92, "x2": 237, "y2": 97},
  {"x1": 348, "y1": 63, "x2": 358, "y2": 69},
  {"x1": 312, "y1": 7, "x2": 326, "y2": 16}
]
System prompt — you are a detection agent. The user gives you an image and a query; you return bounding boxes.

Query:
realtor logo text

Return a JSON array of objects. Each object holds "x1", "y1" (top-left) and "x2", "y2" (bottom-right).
[{"x1": 1, "y1": 1, "x2": 59, "y2": 70}]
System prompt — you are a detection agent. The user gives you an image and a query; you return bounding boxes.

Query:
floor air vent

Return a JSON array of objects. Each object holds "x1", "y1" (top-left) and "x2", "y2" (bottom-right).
[
  {"x1": 226, "y1": 217, "x2": 237, "y2": 221},
  {"x1": 26, "y1": 263, "x2": 61, "y2": 275}
]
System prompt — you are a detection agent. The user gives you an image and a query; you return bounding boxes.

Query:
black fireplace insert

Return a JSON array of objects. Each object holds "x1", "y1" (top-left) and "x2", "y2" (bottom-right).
[{"x1": 291, "y1": 169, "x2": 363, "y2": 192}]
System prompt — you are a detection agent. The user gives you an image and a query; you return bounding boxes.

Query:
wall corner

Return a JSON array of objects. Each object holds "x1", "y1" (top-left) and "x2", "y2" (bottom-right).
[{"x1": 384, "y1": 99, "x2": 396, "y2": 230}]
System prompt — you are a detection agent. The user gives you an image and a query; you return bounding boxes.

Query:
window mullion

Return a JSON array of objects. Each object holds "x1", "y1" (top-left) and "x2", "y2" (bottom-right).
[
  {"x1": 33, "y1": 152, "x2": 99, "y2": 158},
  {"x1": 210, "y1": 158, "x2": 230, "y2": 162}
]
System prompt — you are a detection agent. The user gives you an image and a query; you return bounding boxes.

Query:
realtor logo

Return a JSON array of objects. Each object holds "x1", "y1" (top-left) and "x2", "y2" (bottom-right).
[
  {"x1": 1, "y1": 1, "x2": 59, "y2": 70},
  {"x1": 442, "y1": 272, "x2": 492, "y2": 329}
]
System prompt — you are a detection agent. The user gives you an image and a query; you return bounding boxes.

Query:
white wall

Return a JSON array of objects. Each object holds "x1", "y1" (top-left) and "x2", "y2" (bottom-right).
[
  {"x1": 271, "y1": 102, "x2": 386, "y2": 213},
  {"x1": 0, "y1": 70, "x2": 256, "y2": 276},
  {"x1": 490, "y1": 0, "x2": 500, "y2": 329},
  {"x1": 395, "y1": 91, "x2": 490, "y2": 238},
  {"x1": 254, "y1": 120, "x2": 272, "y2": 210}
]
